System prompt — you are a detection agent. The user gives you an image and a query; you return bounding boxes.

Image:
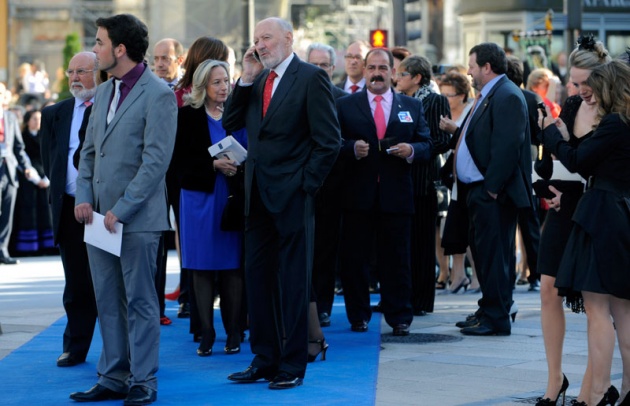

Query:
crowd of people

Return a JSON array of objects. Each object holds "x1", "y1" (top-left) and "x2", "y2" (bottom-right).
[{"x1": 1, "y1": 11, "x2": 629, "y2": 405}]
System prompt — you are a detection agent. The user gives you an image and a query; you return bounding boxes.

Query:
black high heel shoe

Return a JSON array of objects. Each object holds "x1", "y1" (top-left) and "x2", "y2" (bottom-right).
[
  {"x1": 196, "y1": 334, "x2": 214, "y2": 357},
  {"x1": 535, "y1": 374, "x2": 569, "y2": 406},
  {"x1": 449, "y1": 277, "x2": 470, "y2": 294},
  {"x1": 224, "y1": 335, "x2": 241, "y2": 355},
  {"x1": 595, "y1": 385, "x2": 619, "y2": 406},
  {"x1": 307, "y1": 338, "x2": 328, "y2": 362}
]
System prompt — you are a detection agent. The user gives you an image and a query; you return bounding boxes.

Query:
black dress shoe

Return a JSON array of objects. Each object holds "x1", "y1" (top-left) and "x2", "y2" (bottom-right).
[
  {"x1": 57, "y1": 352, "x2": 86, "y2": 367},
  {"x1": 318, "y1": 312, "x2": 331, "y2": 327},
  {"x1": 460, "y1": 324, "x2": 510, "y2": 336},
  {"x1": 177, "y1": 303, "x2": 190, "y2": 318},
  {"x1": 455, "y1": 317, "x2": 479, "y2": 328},
  {"x1": 228, "y1": 365, "x2": 276, "y2": 383},
  {"x1": 69, "y1": 384, "x2": 127, "y2": 402},
  {"x1": 123, "y1": 386, "x2": 157, "y2": 406},
  {"x1": 393, "y1": 324, "x2": 410, "y2": 336},
  {"x1": 350, "y1": 320, "x2": 368, "y2": 332},
  {"x1": 0, "y1": 256, "x2": 18, "y2": 265},
  {"x1": 268, "y1": 372, "x2": 303, "y2": 390}
]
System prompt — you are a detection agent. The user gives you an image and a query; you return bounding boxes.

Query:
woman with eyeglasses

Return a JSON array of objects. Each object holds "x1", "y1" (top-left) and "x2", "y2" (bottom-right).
[{"x1": 395, "y1": 55, "x2": 451, "y2": 312}]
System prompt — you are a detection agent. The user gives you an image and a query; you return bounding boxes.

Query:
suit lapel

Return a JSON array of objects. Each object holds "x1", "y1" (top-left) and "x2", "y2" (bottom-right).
[
  {"x1": 469, "y1": 76, "x2": 506, "y2": 131},
  {"x1": 103, "y1": 69, "x2": 149, "y2": 142},
  {"x1": 357, "y1": 90, "x2": 376, "y2": 136},
  {"x1": 55, "y1": 99, "x2": 75, "y2": 160},
  {"x1": 263, "y1": 55, "x2": 298, "y2": 122}
]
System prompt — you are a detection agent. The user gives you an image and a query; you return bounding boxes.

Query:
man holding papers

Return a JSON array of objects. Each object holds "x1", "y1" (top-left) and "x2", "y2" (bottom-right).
[{"x1": 71, "y1": 14, "x2": 176, "y2": 405}]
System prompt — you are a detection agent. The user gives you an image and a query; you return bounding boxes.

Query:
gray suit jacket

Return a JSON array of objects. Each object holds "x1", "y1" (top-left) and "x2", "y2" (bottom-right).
[
  {"x1": 1, "y1": 109, "x2": 33, "y2": 186},
  {"x1": 76, "y1": 66, "x2": 177, "y2": 232}
]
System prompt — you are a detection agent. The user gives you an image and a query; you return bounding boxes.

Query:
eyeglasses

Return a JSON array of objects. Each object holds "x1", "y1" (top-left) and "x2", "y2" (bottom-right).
[
  {"x1": 311, "y1": 63, "x2": 332, "y2": 70},
  {"x1": 65, "y1": 69, "x2": 95, "y2": 77},
  {"x1": 396, "y1": 72, "x2": 411, "y2": 78},
  {"x1": 344, "y1": 54, "x2": 363, "y2": 61},
  {"x1": 442, "y1": 93, "x2": 461, "y2": 98}
]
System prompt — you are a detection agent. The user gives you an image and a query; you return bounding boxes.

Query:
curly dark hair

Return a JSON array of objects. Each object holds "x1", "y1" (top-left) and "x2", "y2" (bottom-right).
[
  {"x1": 96, "y1": 14, "x2": 149, "y2": 64},
  {"x1": 469, "y1": 42, "x2": 507, "y2": 75}
]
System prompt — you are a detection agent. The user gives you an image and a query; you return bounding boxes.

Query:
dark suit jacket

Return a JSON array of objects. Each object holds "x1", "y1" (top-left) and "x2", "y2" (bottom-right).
[
  {"x1": 336, "y1": 89, "x2": 432, "y2": 214},
  {"x1": 40, "y1": 99, "x2": 79, "y2": 242},
  {"x1": 1, "y1": 110, "x2": 32, "y2": 187},
  {"x1": 464, "y1": 76, "x2": 533, "y2": 209},
  {"x1": 171, "y1": 105, "x2": 219, "y2": 193},
  {"x1": 522, "y1": 88, "x2": 543, "y2": 147},
  {"x1": 223, "y1": 54, "x2": 341, "y2": 214}
]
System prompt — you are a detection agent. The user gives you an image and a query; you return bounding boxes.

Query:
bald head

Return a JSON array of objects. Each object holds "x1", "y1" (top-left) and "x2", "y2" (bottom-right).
[
  {"x1": 68, "y1": 52, "x2": 97, "y2": 101},
  {"x1": 153, "y1": 38, "x2": 184, "y2": 82}
]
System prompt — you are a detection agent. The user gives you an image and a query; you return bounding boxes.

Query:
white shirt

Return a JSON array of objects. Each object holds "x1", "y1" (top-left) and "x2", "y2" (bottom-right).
[{"x1": 66, "y1": 97, "x2": 93, "y2": 195}]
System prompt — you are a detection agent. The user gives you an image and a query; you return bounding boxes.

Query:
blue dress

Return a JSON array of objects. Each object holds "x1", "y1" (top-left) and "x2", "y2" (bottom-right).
[{"x1": 179, "y1": 116, "x2": 247, "y2": 270}]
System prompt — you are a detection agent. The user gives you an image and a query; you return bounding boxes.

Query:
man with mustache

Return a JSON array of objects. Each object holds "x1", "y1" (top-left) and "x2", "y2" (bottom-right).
[
  {"x1": 336, "y1": 48, "x2": 432, "y2": 336},
  {"x1": 40, "y1": 51, "x2": 98, "y2": 367}
]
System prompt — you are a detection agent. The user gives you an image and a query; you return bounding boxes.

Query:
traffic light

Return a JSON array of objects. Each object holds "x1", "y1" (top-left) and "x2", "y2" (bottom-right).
[{"x1": 370, "y1": 29, "x2": 388, "y2": 48}]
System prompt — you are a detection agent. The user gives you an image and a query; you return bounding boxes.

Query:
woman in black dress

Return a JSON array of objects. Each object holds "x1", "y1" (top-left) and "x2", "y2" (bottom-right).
[
  {"x1": 540, "y1": 59, "x2": 630, "y2": 406},
  {"x1": 396, "y1": 55, "x2": 450, "y2": 313},
  {"x1": 534, "y1": 37, "x2": 611, "y2": 406}
]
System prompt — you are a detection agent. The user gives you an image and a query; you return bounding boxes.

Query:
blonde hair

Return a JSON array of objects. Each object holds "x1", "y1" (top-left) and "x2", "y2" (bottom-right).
[
  {"x1": 588, "y1": 60, "x2": 630, "y2": 126},
  {"x1": 183, "y1": 59, "x2": 230, "y2": 109},
  {"x1": 526, "y1": 68, "x2": 552, "y2": 91},
  {"x1": 569, "y1": 40, "x2": 612, "y2": 70}
]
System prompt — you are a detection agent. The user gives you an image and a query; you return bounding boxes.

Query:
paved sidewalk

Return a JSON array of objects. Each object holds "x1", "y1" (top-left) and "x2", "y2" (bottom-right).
[{"x1": 0, "y1": 254, "x2": 623, "y2": 405}]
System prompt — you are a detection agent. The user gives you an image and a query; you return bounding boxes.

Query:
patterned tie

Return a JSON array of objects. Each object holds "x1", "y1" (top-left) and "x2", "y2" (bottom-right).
[
  {"x1": 262, "y1": 70, "x2": 278, "y2": 118},
  {"x1": 107, "y1": 79, "x2": 121, "y2": 124},
  {"x1": 374, "y1": 95, "x2": 386, "y2": 140},
  {"x1": 453, "y1": 93, "x2": 482, "y2": 180},
  {"x1": 350, "y1": 84, "x2": 359, "y2": 93}
]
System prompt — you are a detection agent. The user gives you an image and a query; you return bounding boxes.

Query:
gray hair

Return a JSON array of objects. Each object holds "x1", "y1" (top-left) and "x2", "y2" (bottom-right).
[
  {"x1": 306, "y1": 43, "x2": 336, "y2": 67},
  {"x1": 183, "y1": 59, "x2": 230, "y2": 109}
]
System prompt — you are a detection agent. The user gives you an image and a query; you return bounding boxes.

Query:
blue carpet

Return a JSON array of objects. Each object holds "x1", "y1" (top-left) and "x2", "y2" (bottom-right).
[{"x1": 0, "y1": 297, "x2": 381, "y2": 405}]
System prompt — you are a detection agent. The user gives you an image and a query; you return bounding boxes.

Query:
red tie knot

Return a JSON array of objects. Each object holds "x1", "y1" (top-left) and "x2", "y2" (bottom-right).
[
  {"x1": 350, "y1": 84, "x2": 359, "y2": 93},
  {"x1": 84, "y1": 101, "x2": 93, "y2": 107},
  {"x1": 374, "y1": 95, "x2": 383, "y2": 103}
]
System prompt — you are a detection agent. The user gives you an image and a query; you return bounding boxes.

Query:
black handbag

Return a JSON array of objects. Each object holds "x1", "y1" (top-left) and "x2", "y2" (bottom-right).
[{"x1": 220, "y1": 170, "x2": 245, "y2": 232}]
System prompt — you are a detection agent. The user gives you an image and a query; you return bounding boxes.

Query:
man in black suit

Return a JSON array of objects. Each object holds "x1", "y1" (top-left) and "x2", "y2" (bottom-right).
[
  {"x1": 306, "y1": 42, "x2": 347, "y2": 327},
  {"x1": 40, "y1": 51, "x2": 98, "y2": 366},
  {"x1": 336, "y1": 48, "x2": 432, "y2": 336},
  {"x1": 456, "y1": 43, "x2": 532, "y2": 336},
  {"x1": 336, "y1": 40, "x2": 370, "y2": 93},
  {"x1": 223, "y1": 17, "x2": 340, "y2": 389},
  {"x1": 506, "y1": 55, "x2": 542, "y2": 292}
]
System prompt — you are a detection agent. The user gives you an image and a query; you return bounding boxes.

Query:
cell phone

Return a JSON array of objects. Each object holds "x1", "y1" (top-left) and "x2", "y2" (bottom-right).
[
  {"x1": 253, "y1": 50, "x2": 260, "y2": 63},
  {"x1": 386, "y1": 147, "x2": 399, "y2": 154},
  {"x1": 537, "y1": 101, "x2": 547, "y2": 118}
]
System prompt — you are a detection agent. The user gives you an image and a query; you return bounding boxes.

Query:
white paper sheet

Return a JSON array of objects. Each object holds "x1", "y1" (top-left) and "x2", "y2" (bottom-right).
[
  {"x1": 208, "y1": 135, "x2": 247, "y2": 164},
  {"x1": 84, "y1": 212, "x2": 123, "y2": 257}
]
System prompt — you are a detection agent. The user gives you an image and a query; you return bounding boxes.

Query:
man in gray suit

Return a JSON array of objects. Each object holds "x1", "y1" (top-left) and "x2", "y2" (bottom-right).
[
  {"x1": 0, "y1": 108, "x2": 35, "y2": 265},
  {"x1": 70, "y1": 14, "x2": 177, "y2": 406}
]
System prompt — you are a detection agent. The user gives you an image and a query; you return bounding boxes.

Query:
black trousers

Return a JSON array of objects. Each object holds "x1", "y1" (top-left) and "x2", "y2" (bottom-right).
[
  {"x1": 245, "y1": 182, "x2": 313, "y2": 378},
  {"x1": 340, "y1": 209, "x2": 413, "y2": 328},
  {"x1": 465, "y1": 183, "x2": 516, "y2": 332},
  {"x1": 516, "y1": 206, "x2": 541, "y2": 284},
  {"x1": 58, "y1": 194, "x2": 98, "y2": 357},
  {"x1": 312, "y1": 201, "x2": 342, "y2": 316}
]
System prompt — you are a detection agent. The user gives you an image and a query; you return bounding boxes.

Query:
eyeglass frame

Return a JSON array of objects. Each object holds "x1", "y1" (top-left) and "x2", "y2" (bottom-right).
[
  {"x1": 344, "y1": 54, "x2": 364, "y2": 61},
  {"x1": 311, "y1": 62, "x2": 332, "y2": 70},
  {"x1": 65, "y1": 69, "x2": 96, "y2": 78}
]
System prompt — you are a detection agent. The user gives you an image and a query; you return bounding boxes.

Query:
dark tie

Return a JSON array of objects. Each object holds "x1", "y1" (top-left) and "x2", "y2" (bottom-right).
[
  {"x1": 262, "y1": 70, "x2": 278, "y2": 118},
  {"x1": 453, "y1": 93, "x2": 482, "y2": 181},
  {"x1": 373, "y1": 95, "x2": 386, "y2": 140},
  {"x1": 73, "y1": 102, "x2": 93, "y2": 170},
  {"x1": 350, "y1": 84, "x2": 359, "y2": 93}
]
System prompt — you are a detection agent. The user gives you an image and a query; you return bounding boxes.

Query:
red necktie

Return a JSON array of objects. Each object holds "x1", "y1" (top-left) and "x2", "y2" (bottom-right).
[
  {"x1": 262, "y1": 70, "x2": 278, "y2": 118},
  {"x1": 350, "y1": 84, "x2": 359, "y2": 93},
  {"x1": 0, "y1": 117, "x2": 4, "y2": 143},
  {"x1": 84, "y1": 101, "x2": 93, "y2": 107},
  {"x1": 374, "y1": 95, "x2": 386, "y2": 140}
]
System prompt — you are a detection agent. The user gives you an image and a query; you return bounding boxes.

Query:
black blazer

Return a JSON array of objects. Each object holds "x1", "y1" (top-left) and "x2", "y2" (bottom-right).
[
  {"x1": 336, "y1": 89, "x2": 432, "y2": 214},
  {"x1": 223, "y1": 54, "x2": 341, "y2": 214},
  {"x1": 40, "y1": 98, "x2": 76, "y2": 242},
  {"x1": 464, "y1": 75, "x2": 533, "y2": 208},
  {"x1": 171, "y1": 105, "x2": 219, "y2": 193}
]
